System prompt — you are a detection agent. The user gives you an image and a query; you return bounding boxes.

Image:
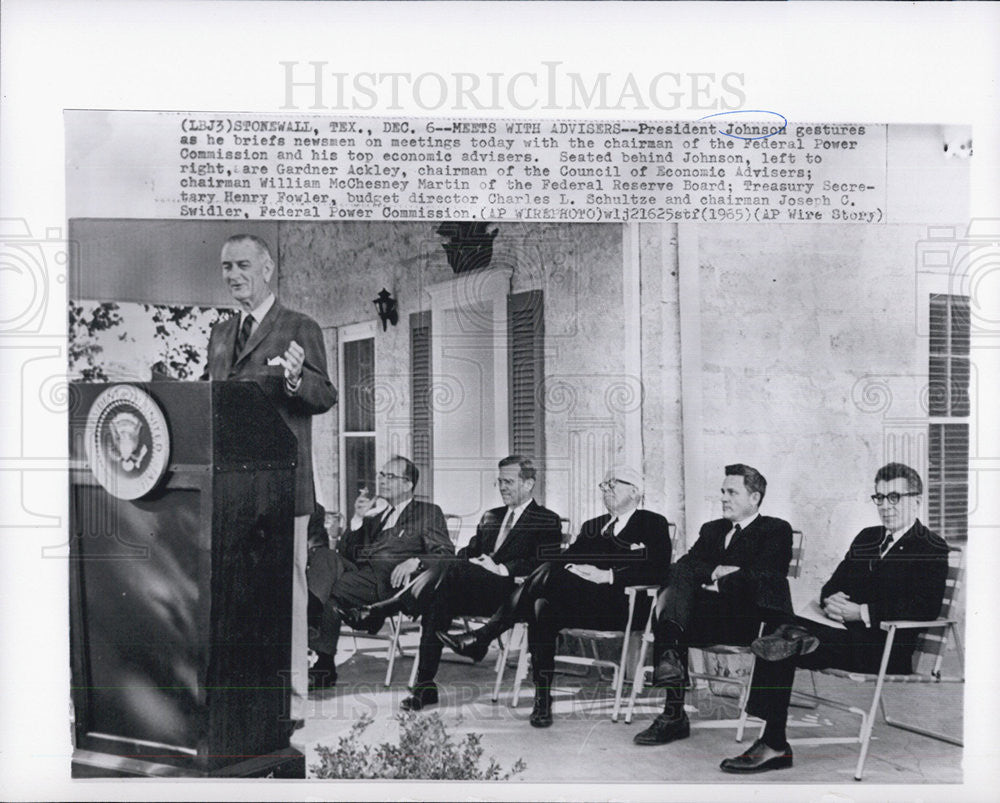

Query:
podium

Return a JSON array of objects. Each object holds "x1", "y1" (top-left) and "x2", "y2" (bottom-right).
[{"x1": 68, "y1": 381, "x2": 304, "y2": 778}]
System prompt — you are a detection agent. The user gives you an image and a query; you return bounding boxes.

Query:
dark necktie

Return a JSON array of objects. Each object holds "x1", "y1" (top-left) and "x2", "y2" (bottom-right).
[
  {"x1": 726, "y1": 523, "x2": 742, "y2": 551},
  {"x1": 234, "y1": 314, "x2": 254, "y2": 358},
  {"x1": 878, "y1": 529, "x2": 894, "y2": 557},
  {"x1": 493, "y1": 509, "x2": 515, "y2": 555},
  {"x1": 379, "y1": 505, "x2": 396, "y2": 532},
  {"x1": 603, "y1": 517, "x2": 619, "y2": 536}
]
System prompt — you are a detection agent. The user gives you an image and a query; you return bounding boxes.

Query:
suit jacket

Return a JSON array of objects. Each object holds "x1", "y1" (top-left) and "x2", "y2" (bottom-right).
[
  {"x1": 206, "y1": 301, "x2": 337, "y2": 515},
  {"x1": 458, "y1": 500, "x2": 563, "y2": 577},
  {"x1": 820, "y1": 519, "x2": 949, "y2": 673},
  {"x1": 551, "y1": 509, "x2": 673, "y2": 591},
  {"x1": 339, "y1": 498, "x2": 454, "y2": 584},
  {"x1": 679, "y1": 514, "x2": 794, "y2": 614}
]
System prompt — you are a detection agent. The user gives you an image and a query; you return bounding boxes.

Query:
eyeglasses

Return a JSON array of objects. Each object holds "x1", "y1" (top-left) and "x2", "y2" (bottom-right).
[
  {"x1": 871, "y1": 492, "x2": 920, "y2": 506},
  {"x1": 599, "y1": 479, "x2": 636, "y2": 492},
  {"x1": 378, "y1": 471, "x2": 408, "y2": 481}
]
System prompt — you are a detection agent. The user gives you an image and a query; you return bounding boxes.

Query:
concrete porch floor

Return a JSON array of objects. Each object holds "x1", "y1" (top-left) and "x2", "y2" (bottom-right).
[{"x1": 292, "y1": 631, "x2": 963, "y2": 786}]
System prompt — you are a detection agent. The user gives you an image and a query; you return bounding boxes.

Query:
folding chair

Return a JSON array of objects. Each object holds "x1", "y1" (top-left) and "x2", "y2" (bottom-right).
[
  {"x1": 337, "y1": 512, "x2": 465, "y2": 688},
  {"x1": 405, "y1": 513, "x2": 509, "y2": 687},
  {"x1": 492, "y1": 515, "x2": 575, "y2": 700},
  {"x1": 625, "y1": 529, "x2": 806, "y2": 742},
  {"x1": 501, "y1": 521, "x2": 677, "y2": 722},
  {"x1": 780, "y1": 547, "x2": 965, "y2": 781}
]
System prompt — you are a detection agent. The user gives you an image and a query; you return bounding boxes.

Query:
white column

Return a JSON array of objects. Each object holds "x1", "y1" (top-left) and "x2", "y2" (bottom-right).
[{"x1": 677, "y1": 223, "x2": 704, "y2": 553}]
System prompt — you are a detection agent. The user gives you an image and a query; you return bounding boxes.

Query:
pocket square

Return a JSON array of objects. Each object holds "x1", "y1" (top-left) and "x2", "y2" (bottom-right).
[{"x1": 267, "y1": 356, "x2": 283, "y2": 366}]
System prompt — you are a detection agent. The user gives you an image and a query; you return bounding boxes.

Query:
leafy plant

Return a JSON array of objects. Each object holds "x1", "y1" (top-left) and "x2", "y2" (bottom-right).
[{"x1": 310, "y1": 711, "x2": 526, "y2": 780}]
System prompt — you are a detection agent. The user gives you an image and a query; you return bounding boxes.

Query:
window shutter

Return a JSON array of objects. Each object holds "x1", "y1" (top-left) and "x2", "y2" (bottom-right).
[
  {"x1": 508, "y1": 290, "x2": 545, "y2": 499},
  {"x1": 410, "y1": 310, "x2": 433, "y2": 499},
  {"x1": 927, "y1": 293, "x2": 970, "y2": 541},
  {"x1": 928, "y1": 423, "x2": 968, "y2": 540}
]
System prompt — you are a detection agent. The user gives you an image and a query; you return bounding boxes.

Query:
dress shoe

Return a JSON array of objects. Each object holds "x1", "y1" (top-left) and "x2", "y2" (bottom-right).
[
  {"x1": 308, "y1": 651, "x2": 337, "y2": 691},
  {"x1": 529, "y1": 690, "x2": 553, "y2": 728},
  {"x1": 346, "y1": 605, "x2": 386, "y2": 635},
  {"x1": 750, "y1": 624, "x2": 820, "y2": 662},
  {"x1": 632, "y1": 712, "x2": 691, "y2": 745},
  {"x1": 719, "y1": 738, "x2": 793, "y2": 774},
  {"x1": 652, "y1": 648, "x2": 686, "y2": 687},
  {"x1": 400, "y1": 684, "x2": 439, "y2": 711},
  {"x1": 436, "y1": 631, "x2": 489, "y2": 663}
]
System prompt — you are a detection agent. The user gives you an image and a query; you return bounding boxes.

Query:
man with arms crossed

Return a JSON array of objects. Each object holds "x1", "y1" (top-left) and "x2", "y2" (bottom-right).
[
  {"x1": 205, "y1": 234, "x2": 337, "y2": 722},
  {"x1": 634, "y1": 463, "x2": 793, "y2": 746}
]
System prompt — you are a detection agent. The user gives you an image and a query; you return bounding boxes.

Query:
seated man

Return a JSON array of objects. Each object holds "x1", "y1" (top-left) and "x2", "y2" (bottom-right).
[
  {"x1": 719, "y1": 462, "x2": 949, "y2": 774},
  {"x1": 347, "y1": 455, "x2": 562, "y2": 711},
  {"x1": 305, "y1": 455, "x2": 453, "y2": 689},
  {"x1": 634, "y1": 462, "x2": 793, "y2": 746},
  {"x1": 441, "y1": 465, "x2": 672, "y2": 728}
]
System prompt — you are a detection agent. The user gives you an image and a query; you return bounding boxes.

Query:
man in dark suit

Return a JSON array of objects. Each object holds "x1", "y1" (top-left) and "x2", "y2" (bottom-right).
[
  {"x1": 347, "y1": 455, "x2": 563, "y2": 711},
  {"x1": 442, "y1": 465, "x2": 672, "y2": 728},
  {"x1": 305, "y1": 455, "x2": 453, "y2": 688},
  {"x1": 205, "y1": 233, "x2": 337, "y2": 721},
  {"x1": 634, "y1": 463, "x2": 793, "y2": 746},
  {"x1": 718, "y1": 462, "x2": 949, "y2": 774}
]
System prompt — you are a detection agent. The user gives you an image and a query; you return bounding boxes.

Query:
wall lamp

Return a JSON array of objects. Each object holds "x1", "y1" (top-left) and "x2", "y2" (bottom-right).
[{"x1": 373, "y1": 288, "x2": 399, "y2": 331}]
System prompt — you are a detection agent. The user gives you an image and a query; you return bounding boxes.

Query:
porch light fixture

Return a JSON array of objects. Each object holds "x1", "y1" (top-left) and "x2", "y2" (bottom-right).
[{"x1": 373, "y1": 288, "x2": 399, "y2": 331}]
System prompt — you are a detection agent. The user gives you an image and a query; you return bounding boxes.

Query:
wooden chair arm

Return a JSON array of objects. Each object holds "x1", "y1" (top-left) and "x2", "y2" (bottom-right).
[{"x1": 880, "y1": 618, "x2": 956, "y2": 631}]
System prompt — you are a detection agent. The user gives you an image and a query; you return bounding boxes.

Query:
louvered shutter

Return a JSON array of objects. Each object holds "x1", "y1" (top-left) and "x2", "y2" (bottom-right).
[
  {"x1": 508, "y1": 290, "x2": 545, "y2": 500},
  {"x1": 410, "y1": 310, "x2": 433, "y2": 499}
]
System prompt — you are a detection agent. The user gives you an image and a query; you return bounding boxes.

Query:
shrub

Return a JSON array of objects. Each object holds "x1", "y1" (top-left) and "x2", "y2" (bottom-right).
[{"x1": 310, "y1": 711, "x2": 527, "y2": 780}]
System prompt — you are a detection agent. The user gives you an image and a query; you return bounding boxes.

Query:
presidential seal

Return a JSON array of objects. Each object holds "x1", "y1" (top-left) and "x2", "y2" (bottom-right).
[{"x1": 84, "y1": 385, "x2": 170, "y2": 500}]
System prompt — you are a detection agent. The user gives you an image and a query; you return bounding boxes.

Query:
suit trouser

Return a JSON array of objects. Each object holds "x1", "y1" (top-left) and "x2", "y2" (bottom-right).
[
  {"x1": 290, "y1": 514, "x2": 308, "y2": 719},
  {"x1": 522, "y1": 564, "x2": 634, "y2": 687},
  {"x1": 745, "y1": 617, "x2": 884, "y2": 725},
  {"x1": 653, "y1": 561, "x2": 772, "y2": 680},
  {"x1": 408, "y1": 560, "x2": 515, "y2": 686},
  {"x1": 306, "y1": 548, "x2": 386, "y2": 657}
]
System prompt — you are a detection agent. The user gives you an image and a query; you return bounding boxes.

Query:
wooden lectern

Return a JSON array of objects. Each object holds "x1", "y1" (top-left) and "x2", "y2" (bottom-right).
[{"x1": 68, "y1": 381, "x2": 305, "y2": 778}]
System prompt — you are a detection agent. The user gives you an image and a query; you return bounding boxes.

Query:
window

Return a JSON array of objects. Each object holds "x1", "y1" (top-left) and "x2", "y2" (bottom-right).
[
  {"x1": 927, "y1": 294, "x2": 970, "y2": 540},
  {"x1": 339, "y1": 322, "x2": 376, "y2": 514},
  {"x1": 409, "y1": 289, "x2": 546, "y2": 507}
]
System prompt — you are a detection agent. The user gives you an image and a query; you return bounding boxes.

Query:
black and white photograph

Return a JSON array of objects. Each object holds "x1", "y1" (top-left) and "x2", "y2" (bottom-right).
[{"x1": 62, "y1": 112, "x2": 971, "y2": 784}]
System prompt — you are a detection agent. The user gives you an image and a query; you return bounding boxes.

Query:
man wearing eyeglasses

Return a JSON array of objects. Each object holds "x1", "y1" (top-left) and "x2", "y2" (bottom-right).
[
  {"x1": 345, "y1": 455, "x2": 563, "y2": 711},
  {"x1": 440, "y1": 465, "x2": 672, "y2": 728},
  {"x1": 304, "y1": 455, "x2": 452, "y2": 689},
  {"x1": 715, "y1": 462, "x2": 949, "y2": 775},
  {"x1": 634, "y1": 463, "x2": 794, "y2": 747}
]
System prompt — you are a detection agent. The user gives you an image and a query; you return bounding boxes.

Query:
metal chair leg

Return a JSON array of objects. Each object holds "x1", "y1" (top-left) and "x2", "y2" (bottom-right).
[
  {"x1": 625, "y1": 601, "x2": 658, "y2": 724},
  {"x1": 511, "y1": 624, "x2": 529, "y2": 707},
  {"x1": 384, "y1": 614, "x2": 402, "y2": 687},
  {"x1": 492, "y1": 627, "x2": 514, "y2": 702}
]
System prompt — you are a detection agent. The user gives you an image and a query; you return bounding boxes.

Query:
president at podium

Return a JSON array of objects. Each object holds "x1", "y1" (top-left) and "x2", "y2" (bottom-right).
[{"x1": 205, "y1": 233, "x2": 337, "y2": 720}]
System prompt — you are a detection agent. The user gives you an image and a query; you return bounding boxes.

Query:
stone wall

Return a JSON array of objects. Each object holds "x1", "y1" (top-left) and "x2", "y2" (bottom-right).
[
  {"x1": 693, "y1": 223, "x2": 932, "y2": 583},
  {"x1": 276, "y1": 219, "x2": 945, "y2": 585}
]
